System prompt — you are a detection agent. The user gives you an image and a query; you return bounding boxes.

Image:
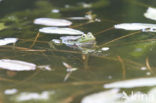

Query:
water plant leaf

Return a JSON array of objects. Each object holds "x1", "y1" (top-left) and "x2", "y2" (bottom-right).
[
  {"x1": 39, "y1": 27, "x2": 84, "y2": 35},
  {"x1": 114, "y1": 23, "x2": 156, "y2": 32},
  {"x1": 104, "y1": 77, "x2": 156, "y2": 88},
  {"x1": 34, "y1": 18, "x2": 72, "y2": 26},
  {"x1": 144, "y1": 7, "x2": 156, "y2": 21}
]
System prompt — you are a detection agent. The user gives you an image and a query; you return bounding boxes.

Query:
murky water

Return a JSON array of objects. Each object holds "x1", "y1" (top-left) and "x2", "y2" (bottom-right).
[{"x1": 0, "y1": 0, "x2": 156, "y2": 103}]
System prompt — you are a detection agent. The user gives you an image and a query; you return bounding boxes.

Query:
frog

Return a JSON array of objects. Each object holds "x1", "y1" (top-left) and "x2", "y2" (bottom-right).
[{"x1": 49, "y1": 32, "x2": 96, "y2": 53}]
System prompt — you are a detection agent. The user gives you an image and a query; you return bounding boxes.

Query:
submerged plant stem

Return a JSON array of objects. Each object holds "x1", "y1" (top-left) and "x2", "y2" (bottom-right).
[
  {"x1": 117, "y1": 56, "x2": 126, "y2": 79},
  {"x1": 30, "y1": 32, "x2": 40, "y2": 48},
  {"x1": 95, "y1": 26, "x2": 114, "y2": 35},
  {"x1": 98, "y1": 31, "x2": 141, "y2": 48},
  {"x1": 146, "y1": 57, "x2": 152, "y2": 72}
]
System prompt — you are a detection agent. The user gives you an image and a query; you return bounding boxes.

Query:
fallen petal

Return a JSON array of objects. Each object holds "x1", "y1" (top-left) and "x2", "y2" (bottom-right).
[
  {"x1": 81, "y1": 89, "x2": 121, "y2": 103},
  {"x1": 0, "y1": 59, "x2": 36, "y2": 71},
  {"x1": 67, "y1": 17, "x2": 89, "y2": 20},
  {"x1": 39, "y1": 27, "x2": 84, "y2": 35},
  {"x1": 0, "y1": 38, "x2": 18, "y2": 46},
  {"x1": 34, "y1": 18, "x2": 72, "y2": 26},
  {"x1": 144, "y1": 7, "x2": 156, "y2": 21},
  {"x1": 114, "y1": 23, "x2": 156, "y2": 32},
  {"x1": 104, "y1": 77, "x2": 156, "y2": 89}
]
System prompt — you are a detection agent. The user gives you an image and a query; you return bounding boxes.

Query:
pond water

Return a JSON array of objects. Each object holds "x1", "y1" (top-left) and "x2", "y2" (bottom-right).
[{"x1": 0, "y1": 0, "x2": 156, "y2": 103}]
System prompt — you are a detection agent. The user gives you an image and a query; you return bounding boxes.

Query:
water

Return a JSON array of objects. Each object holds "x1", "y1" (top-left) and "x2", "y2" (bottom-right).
[{"x1": 0, "y1": 0, "x2": 156, "y2": 103}]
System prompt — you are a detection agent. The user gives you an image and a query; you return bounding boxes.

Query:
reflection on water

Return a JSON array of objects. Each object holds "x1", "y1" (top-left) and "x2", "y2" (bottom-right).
[{"x1": 0, "y1": 0, "x2": 156, "y2": 103}]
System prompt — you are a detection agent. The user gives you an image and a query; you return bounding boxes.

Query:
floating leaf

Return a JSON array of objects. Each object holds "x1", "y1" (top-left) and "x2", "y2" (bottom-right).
[
  {"x1": 0, "y1": 38, "x2": 18, "y2": 46},
  {"x1": 39, "y1": 27, "x2": 84, "y2": 35},
  {"x1": 114, "y1": 23, "x2": 156, "y2": 32},
  {"x1": 144, "y1": 7, "x2": 156, "y2": 21},
  {"x1": 104, "y1": 77, "x2": 156, "y2": 88},
  {"x1": 34, "y1": 18, "x2": 72, "y2": 26}
]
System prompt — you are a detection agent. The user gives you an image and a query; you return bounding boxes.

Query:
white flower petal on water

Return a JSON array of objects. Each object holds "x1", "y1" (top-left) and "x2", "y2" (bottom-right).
[
  {"x1": 81, "y1": 89, "x2": 121, "y2": 103},
  {"x1": 39, "y1": 27, "x2": 84, "y2": 35},
  {"x1": 104, "y1": 77, "x2": 156, "y2": 89},
  {"x1": 114, "y1": 23, "x2": 156, "y2": 32},
  {"x1": 51, "y1": 9, "x2": 60, "y2": 13},
  {"x1": 15, "y1": 91, "x2": 55, "y2": 102},
  {"x1": 34, "y1": 18, "x2": 72, "y2": 26},
  {"x1": 52, "y1": 39, "x2": 61, "y2": 44},
  {"x1": 101, "y1": 47, "x2": 109, "y2": 51},
  {"x1": 4, "y1": 89, "x2": 18, "y2": 95},
  {"x1": 144, "y1": 7, "x2": 156, "y2": 21},
  {"x1": 68, "y1": 17, "x2": 89, "y2": 20},
  {"x1": 0, "y1": 59, "x2": 36, "y2": 71},
  {"x1": 38, "y1": 65, "x2": 52, "y2": 71},
  {"x1": 0, "y1": 38, "x2": 18, "y2": 46}
]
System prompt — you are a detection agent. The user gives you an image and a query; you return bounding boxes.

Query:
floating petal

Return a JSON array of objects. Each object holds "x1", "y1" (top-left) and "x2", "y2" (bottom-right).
[
  {"x1": 51, "y1": 9, "x2": 60, "y2": 13},
  {"x1": 51, "y1": 39, "x2": 61, "y2": 44},
  {"x1": 101, "y1": 47, "x2": 109, "y2": 51},
  {"x1": 68, "y1": 17, "x2": 89, "y2": 20},
  {"x1": 0, "y1": 38, "x2": 18, "y2": 46},
  {"x1": 0, "y1": 59, "x2": 36, "y2": 71},
  {"x1": 34, "y1": 18, "x2": 72, "y2": 26},
  {"x1": 4, "y1": 89, "x2": 18, "y2": 95},
  {"x1": 81, "y1": 89, "x2": 121, "y2": 103},
  {"x1": 39, "y1": 27, "x2": 84, "y2": 35},
  {"x1": 104, "y1": 77, "x2": 156, "y2": 88},
  {"x1": 114, "y1": 23, "x2": 156, "y2": 32},
  {"x1": 144, "y1": 7, "x2": 156, "y2": 21},
  {"x1": 14, "y1": 91, "x2": 55, "y2": 102}
]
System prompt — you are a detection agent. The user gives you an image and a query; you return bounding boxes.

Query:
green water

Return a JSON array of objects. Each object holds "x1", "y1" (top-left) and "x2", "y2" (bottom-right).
[{"x1": 0, "y1": 0, "x2": 156, "y2": 103}]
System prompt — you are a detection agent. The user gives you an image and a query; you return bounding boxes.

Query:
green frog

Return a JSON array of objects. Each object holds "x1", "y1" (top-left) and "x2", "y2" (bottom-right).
[{"x1": 49, "y1": 32, "x2": 96, "y2": 53}]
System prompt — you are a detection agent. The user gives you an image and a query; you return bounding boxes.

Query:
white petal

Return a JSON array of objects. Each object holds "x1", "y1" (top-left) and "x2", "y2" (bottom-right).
[
  {"x1": 104, "y1": 78, "x2": 156, "y2": 88},
  {"x1": 144, "y1": 7, "x2": 156, "y2": 21},
  {"x1": 0, "y1": 38, "x2": 18, "y2": 46},
  {"x1": 34, "y1": 18, "x2": 72, "y2": 26},
  {"x1": 114, "y1": 23, "x2": 156, "y2": 32},
  {"x1": 51, "y1": 9, "x2": 60, "y2": 13},
  {"x1": 51, "y1": 39, "x2": 61, "y2": 44},
  {"x1": 81, "y1": 89, "x2": 121, "y2": 103},
  {"x1": 15, "y1": 91, "x2": 55, "y2": 101},
  {"x1": 39, "y1": 27, "x2": 84, "y2": 35},
  {"x1": 0, "y1": 59, "x2": 36, "y2": 71},
  {"x1": 4, "y1": 89, "x2": 18, "y2": 95},
  {"x1": 101, "y1": 47, "x2": 109, "y2": 51},
  {"x1": 68, "y1": 17, "x2": 89, "y2": 20}
]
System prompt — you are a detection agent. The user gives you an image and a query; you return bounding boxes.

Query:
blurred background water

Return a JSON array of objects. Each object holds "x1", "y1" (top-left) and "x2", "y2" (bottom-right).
[{"x1": 0, "y1": 0, "x2": 156, "y2": 103}]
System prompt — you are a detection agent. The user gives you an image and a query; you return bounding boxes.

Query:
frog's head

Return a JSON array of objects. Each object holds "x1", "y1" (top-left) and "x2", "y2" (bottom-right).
[{"x1": 78, "y1": 32, "x2": 95, "y2": 43}]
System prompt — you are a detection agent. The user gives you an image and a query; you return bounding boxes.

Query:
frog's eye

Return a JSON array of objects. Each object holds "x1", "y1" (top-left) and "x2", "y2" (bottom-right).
[
  {"x1": 87, "y1": 32, "x2": 94, "y2": 37},
  {"x1": 82, "y1": 35, "x2": 85, "y2": 38},
  {"x1": 82, "y1": 34, "x2": 87, "y2": 38}
]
